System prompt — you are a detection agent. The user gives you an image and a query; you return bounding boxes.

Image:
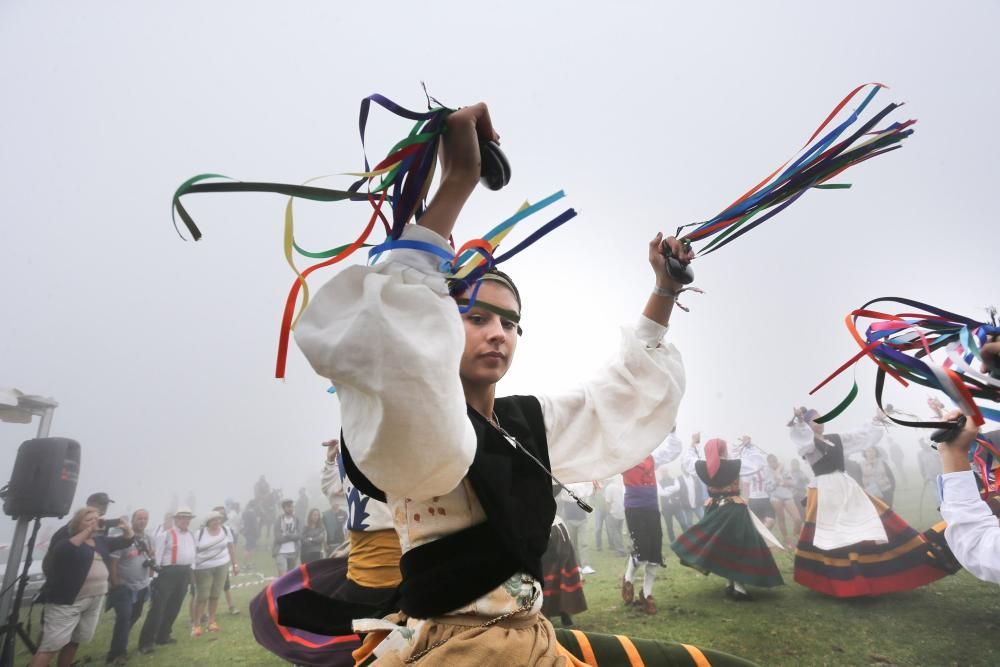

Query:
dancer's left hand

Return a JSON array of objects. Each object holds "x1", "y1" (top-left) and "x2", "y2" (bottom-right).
[
  {"x1": 937, "y1": 409, "x2": 980, "y2": 473},
  {"x1": 648, "y1": 232, "x2": 694, "y2": 292}
]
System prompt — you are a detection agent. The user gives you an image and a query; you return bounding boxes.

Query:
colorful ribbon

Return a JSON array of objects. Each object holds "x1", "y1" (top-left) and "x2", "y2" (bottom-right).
[
  {"x1": 172, "y1": 92, "x2": 576, "y2": 377},
  {"x1": 676, "y1": 83, "x2": 915, "y2": 256},
  {"x1": 809, "y1": 298, "x2": 1000, "y2": 464}
]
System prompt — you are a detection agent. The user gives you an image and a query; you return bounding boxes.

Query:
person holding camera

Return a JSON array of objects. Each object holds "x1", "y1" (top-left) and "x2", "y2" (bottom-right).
[
  {"x1": 31, "y1": 506, "x2": 133, "y2": 667},
  {"x1": 105, "y1": 509, "x2": 153, "y2": 665},
  {"x1": 43, "y1": 492, "x2": 116, "y2": 562}
]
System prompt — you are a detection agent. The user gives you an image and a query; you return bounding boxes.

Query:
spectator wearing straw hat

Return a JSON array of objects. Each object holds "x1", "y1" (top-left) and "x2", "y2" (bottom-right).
[
  {"x1": 137, "y1": 507, "x2": 196, "y2": 654},
  {"x1": 190, "y1": 510, "x2": 238, "y2": 637},
  {"x1": 210, "y1": 505, "x2": 241, "y2": 616}
]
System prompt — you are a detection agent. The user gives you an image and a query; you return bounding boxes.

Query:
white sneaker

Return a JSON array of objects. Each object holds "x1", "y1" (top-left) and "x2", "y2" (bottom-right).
[{"x1": 581, "y1": 565, "x2": 596, "y2": 575}]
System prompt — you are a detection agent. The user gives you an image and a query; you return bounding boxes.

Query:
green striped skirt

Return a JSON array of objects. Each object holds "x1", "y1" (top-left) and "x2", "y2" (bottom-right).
[{"x1": 670, "y1": 500, "x2": 783, "y2": 588}]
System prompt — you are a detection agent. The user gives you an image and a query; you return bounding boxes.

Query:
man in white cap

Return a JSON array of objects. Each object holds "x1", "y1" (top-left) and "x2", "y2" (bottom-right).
[{"x1": 137, "y1": 507, "x2": 196, "y2": 654}]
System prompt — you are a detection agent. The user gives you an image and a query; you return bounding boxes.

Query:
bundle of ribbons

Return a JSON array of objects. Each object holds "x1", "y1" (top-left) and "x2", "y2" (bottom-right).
[
  {"x1": 675, "y1": 82, "x2": 915, "y2": 256},
  {"x1": 171, "y1": 92, "x2": 577, "y2": 378},
  {"x1": 810, "y1": 297, "x2": 1000, "y2": 493}
]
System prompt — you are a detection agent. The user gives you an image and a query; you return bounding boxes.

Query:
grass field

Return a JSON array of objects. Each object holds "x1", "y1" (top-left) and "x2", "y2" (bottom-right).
[{"x1": 14, "y1": 482, "x2": 1000, "y2": 666}]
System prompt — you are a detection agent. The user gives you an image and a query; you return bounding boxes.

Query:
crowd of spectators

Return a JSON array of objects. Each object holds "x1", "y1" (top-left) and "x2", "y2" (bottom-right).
[{"x1": 26, "y1": 478, "x2": 336, "y2": 666}]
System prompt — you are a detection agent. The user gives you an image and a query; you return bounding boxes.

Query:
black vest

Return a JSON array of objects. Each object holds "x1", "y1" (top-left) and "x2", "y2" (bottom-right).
[
  {"x1": 340, "y1": 395, "x2": 556, "y2": 619},
  {"x1": 809, "y1": 434, "x2": 845, "y2": 476}
]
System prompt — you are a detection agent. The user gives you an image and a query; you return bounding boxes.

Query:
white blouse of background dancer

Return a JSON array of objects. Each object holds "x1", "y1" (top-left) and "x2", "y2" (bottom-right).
[{"x1": 789, "y1": 419, "x2": 884, "y2": 488}]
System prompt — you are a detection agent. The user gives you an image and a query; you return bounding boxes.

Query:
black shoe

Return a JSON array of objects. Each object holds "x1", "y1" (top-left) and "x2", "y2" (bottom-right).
[
  {"x1": 137, "y1": 646, "x2": 154, "y2": 655},
  {"x1": 724, "y1": 583, "x2": 735, "y2": 598},
  {"x1": 732, "y1": 589, "x2": 754, "y2": 602}
]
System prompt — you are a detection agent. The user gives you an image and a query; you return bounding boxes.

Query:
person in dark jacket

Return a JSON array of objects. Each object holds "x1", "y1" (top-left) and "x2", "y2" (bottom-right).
[
  {"x1": 31, "y1": 507, "x2": 133, "y2": 667},
  {"x1": 273, "y1": 499, "x2": 302, "y2": 575},
  {"x1": 300, "y1": 509, "x2": 326, "y2": 564}
]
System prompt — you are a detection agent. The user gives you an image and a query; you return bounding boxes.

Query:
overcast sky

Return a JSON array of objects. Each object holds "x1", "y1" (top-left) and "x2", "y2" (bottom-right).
[{"x1": 2, "y1": 1, "x2": 997, "y2": 536}]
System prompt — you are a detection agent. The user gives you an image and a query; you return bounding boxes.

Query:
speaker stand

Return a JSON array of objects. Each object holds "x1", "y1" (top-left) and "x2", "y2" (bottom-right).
[{"x1": 0, "y1": 517, "x2": 41, "y2": 666}]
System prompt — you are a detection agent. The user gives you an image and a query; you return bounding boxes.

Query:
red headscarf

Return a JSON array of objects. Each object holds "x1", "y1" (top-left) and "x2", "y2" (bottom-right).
[{"x1": 705, "y1": 438, "x2": 728, "y2": 478}]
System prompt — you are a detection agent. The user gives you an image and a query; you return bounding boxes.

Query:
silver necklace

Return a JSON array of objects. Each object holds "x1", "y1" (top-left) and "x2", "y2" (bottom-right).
[{"x1": 489, "y1": 412, "x2": 593, "y2": 513}]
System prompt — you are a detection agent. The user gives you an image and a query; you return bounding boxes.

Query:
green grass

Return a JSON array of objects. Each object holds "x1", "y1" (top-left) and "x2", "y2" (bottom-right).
[{"x1": 14, "y1": 484, "x2": 1000, "y2": 666}]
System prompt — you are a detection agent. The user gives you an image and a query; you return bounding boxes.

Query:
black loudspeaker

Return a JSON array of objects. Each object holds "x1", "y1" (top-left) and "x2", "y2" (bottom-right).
[{"x1": 3, "y1": 438, "x2": 81, "y2": 519}]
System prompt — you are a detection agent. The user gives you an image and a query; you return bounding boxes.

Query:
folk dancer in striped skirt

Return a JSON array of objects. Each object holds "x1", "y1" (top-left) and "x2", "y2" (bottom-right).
[
  {"x1": 789, "y1": 408, "x2": 958, "y2": 597},
  {"x1": 541, "y1": 509, "x2": 587, "y2": 627},
  {"x1": 671, "y1": 438, "x2": 784, "y2": 601}
]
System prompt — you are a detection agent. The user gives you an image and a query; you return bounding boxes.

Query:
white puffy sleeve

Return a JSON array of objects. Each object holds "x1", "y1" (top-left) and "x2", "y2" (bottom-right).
[
  {"x1": 940, "y1": 470, "x2": 1000, "y2": 584},
  {"x1": 539, "y1": 316, "x2": 685, "y2": 483},
  {"x1": 790, "y1": 422, "x2": 817, "y2": 459},
  {"x1": 840, "y1": 422, "x2": 885, "y2": 456},
  {"x1": 681, "y1": 444, "x2": 700, "y2": 475},
  {"x1": 738, "y1": 445, "x2": 768, "y2": 478},
  {"x1": 653, "y1": 432, "x2": 683, "y2": 467},
  {"x1": 294, "y1": 225, "x2": 477, "y2": 499}
]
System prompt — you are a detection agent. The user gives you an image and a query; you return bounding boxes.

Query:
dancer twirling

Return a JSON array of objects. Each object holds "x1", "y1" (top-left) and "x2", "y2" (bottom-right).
[
  {"x1": 292, "y1": 102, "x2": 755, "y2": 665},
  {"x1": 671, "y1": 438, "x2": 784, "y2": 601},
  {"x1": 789, "y1": 408, "x2": 955, "y2": 597}
]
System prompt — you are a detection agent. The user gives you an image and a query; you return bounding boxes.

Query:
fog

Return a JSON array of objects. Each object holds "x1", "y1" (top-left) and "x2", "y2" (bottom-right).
[{"x1": 2, "y1": 0, "x2": 997, "y2": 541}]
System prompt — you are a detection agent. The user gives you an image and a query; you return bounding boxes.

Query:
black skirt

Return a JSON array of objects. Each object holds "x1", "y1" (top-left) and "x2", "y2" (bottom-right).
[
  {"x1": 625, "y1": 506, "x2": 664, "y2": 565},
  {"x1": 541, "y1": 522, "x2": 587, "y2": 617}
]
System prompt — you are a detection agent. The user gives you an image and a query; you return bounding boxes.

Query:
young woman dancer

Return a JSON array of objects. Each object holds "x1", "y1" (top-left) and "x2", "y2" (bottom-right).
[{"x1": 294, "y1": 102, "x2": 701, "y2": 664}]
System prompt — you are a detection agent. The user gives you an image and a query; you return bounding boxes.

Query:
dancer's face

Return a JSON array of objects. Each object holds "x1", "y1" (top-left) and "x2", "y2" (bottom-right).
[{"x1": 459, "y1": 282, "x2": 519, "y2": 388}]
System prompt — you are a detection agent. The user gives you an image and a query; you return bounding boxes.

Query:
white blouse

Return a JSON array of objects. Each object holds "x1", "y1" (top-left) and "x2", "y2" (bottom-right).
[
  {"x1": 294, "y1": 223, "x2": 685, "y2": 620},
  {"x1": 790, "y1": 420, "x2": 884, "y2": 482},
  {"x1": 939, "y1": 470, "x2": 1000, "y2": 584}
]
